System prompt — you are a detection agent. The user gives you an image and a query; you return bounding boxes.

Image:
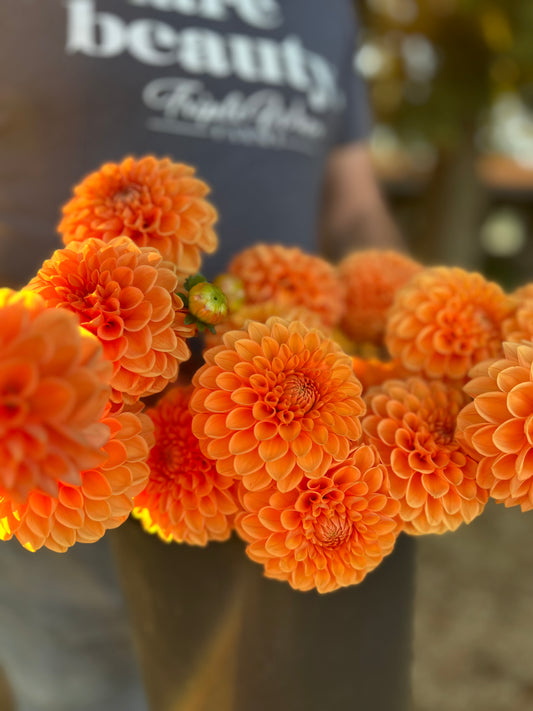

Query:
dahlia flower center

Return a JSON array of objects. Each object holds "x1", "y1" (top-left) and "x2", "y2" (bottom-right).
[
  {"x1": 279, "y1": 374, "x2": 318, "y2": 415},
  {"x1": 150, "y1": 436, "x2": 211, "y2": 487},
  {"x1": 427, "y1": 412, "x2": 455, "y2": 445},
  {"x1": 113, "y1": 184, "x2": 142, "y2": 207},
  {"x1": 313, "y1": 511, "x2": 351, "y2": 548},
  {"x1": 444, "y1": 304, "x2": 495, "y2": 344}
]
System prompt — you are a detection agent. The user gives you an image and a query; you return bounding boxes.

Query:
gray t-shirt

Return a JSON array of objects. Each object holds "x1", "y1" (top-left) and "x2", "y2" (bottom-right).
[{"x1": 0, "y1": 0, "x2": 371, "y2": 284}]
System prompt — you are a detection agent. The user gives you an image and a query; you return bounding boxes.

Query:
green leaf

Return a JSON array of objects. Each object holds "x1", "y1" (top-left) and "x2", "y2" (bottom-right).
[{"x1": 184, "y1": 273, "x2": 207, "y2": 291}]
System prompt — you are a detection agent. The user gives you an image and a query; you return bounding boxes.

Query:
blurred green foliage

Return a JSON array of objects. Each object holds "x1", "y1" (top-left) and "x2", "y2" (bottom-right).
[{"x1": 358, "y1": 0, "x2": 533, "y2": 147}]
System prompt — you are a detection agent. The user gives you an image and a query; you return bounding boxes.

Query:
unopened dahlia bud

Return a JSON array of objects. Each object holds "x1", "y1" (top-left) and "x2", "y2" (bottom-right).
[{"x1": 188, "y1": 281, "x2": 228, "y2": 325}]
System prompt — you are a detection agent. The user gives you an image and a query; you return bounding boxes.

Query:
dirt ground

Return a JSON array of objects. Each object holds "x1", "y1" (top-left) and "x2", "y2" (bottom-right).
[{"x1": 412, "y1": 501, "x2": 533, "y2": 711}]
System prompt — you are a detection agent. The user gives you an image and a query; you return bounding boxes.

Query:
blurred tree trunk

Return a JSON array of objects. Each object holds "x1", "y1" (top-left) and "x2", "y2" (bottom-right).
[{"x1": 413, "y1": 130, "x2": 488, "y2": 269}]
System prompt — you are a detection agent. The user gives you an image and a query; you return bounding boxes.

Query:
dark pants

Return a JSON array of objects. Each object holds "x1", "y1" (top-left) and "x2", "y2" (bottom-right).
[{"x1": 111, "y1": 520, "x2": 416, "y2": 711}]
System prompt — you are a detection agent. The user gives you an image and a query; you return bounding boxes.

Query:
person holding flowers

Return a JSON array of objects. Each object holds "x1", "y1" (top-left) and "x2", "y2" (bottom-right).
[{"x1": 0, "y1": 2, "x2": 411, "y2": 711}]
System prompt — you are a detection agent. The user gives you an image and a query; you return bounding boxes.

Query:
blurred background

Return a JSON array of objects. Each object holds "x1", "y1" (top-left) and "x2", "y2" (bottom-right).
[{"x1": 355, "y1": 0, "x2": 533, "y2": 708}]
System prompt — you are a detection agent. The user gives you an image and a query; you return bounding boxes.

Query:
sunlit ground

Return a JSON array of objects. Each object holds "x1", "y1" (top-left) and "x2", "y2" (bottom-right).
[{"x1": 413, "y1": 501, "x2": 533, "y2": 711}]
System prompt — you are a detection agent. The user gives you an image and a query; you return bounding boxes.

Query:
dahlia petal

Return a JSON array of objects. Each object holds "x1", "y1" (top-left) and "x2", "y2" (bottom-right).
[
  {"x1": 84, "y1": 498, "x2": 112, "y2": 521},
  {"x1": 150, "y1": 329, "x2": 178, "y2": 353},
  {"x1": 215, "y1": 372, "x2": 242, "y2": 391},
  {"x1": 390, "y1": 448, "x2": 411, "y2": 478},
  {"x1": 231, "y1": 387, "x2": 259, "y2": 406},
  {"x1": 50, "y1": 522, "x2": 76, "y2": 549},
  {"x1": 507, "y1": 382, "x2": 533, "y2": 419},
  {"x1": 516, "y1": 448, "x2": 533, "y2": 481},
  {"x1": 474, "y1": 392, "x2": 510, "y2": 424},
  {"x1": 476, "y1": 457, "x2": 495, "y2": 489},
  {"x1": 203, "y1": 390, "x2": 234, "y2": 413},
  {"x1": 103, "y1": 465, "x2": 134, "y2": 494},
  {"x1": 226, "y1": 407, "x2": 256, "y2": 431},
  {"x1": 58, "y1": 486, "x2": 84, "y2": 510},
  {"x1": 280, "y1": 509, "x2": 301, "y2": 531},
  {"x1": 470, "y1": 424, "x2": 500, "y2": 457},
  {"x1": 278, "y1": 421, "x2": 302, "y2": 442},
  {"x1": 492, "y1": 419, "x2": 525, "y2": 454},
  {"x1": 258, "y1": 437, "x2": 289, "y2": 462},
  {"x1": 17, "y1": 525, "x2": 46, "y2": 552},
  {"x1": 203, "y1": 413, "x2": 230, "y2": 438},
  {"x1": 123, "y1": 326, "x2": 152, "y2": 358},
  {"x1": 377, "y1": 419, "x2": 397, "y2": 447},
  {"x1": 271, "y1": 467, "x2": 302, "y2": 493},
  {"x1": 258, "y1": 507, "x2": 286, "y2": 533},
  {"x1": 253, "y1": 420, "x2": 278, "y2": 441},
  {"x1": 297, "y1": 444, "x2": 324, "y2": 474},
  {"x1": 229, "y1": 430, "x2": 257, "y2": 456},
  {"x1": 241, "y1": 467, "x2": 272, "y2": 491},
  {"x1": 81, "y1": 470, "x2": 113, "y2": 499},
  {"x1": 405, "y1": 475, "x2": 427, "y2": 508},
  {"x1": 497, "y1": 366, "x2": 530, "y2": 393},
  {"x1": 422, "y1": 473, "x2": 449, "y2": 498},
  {"x1": 491, "y1": 452, "x2": 518, "y2": 481},
  {"x1": 234, "y1": 451, "x2": 265, "y2": 476}
]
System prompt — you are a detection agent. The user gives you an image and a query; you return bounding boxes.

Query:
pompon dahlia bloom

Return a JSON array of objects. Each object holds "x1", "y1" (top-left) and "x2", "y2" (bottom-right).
[
  {"x1": 133, "y1": 386, "x2": 238, "y2": 546},
  {"x1": 228, "y1": 244, "x2": 345, "y2": 329},
  {"x1": 190, "y1": 318, "x2": 365, "y2": 493},
  {"x1": 28, "y1": 236, "x2": 193, "y2": 405},
  {"x1": 236, "y1": 444, "x2": 400, "y2": 593},
  {"x1": 0, "y1": 289, "x2": 112, "y2": 504},
  {"x1": 58, "y1": 155, "x2": 218, "y2": 275},
  {"x1": 363, "y1": 377, "x2": 488, "y2": 534},
  {"x1": 0, "y1": 409, "x2": 154, "y2": 552},
  {"x1": 386, "y1": 266, "x2": 513, "y2": 380},
  {"x1": 339, "y1": 249, "x2": 421, "y2": 344},
  {"x1": 457, "y1": 342, "x2": 533, "y2": 511}
]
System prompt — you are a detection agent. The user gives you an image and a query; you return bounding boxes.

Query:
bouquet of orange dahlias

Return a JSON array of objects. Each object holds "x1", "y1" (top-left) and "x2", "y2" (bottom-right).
[{"x1": 2, "y1": 154, "x2": 532, "y2": 594}]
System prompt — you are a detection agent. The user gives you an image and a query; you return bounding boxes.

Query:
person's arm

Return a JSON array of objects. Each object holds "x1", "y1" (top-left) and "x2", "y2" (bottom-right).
[{"x1": 318, "y1": 141, "x2": 404, "y2": 263}]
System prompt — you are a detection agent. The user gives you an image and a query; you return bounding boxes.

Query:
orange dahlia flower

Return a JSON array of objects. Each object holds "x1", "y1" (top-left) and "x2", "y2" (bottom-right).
[
  {"x1": 228, "y1": 244, "x2": 345, "y2": 329},
  {"x1": 363, "y1": 377, "x2": 488, "y2": 534},
  {"x1": 351, "y1": 356, "x2": 409, "y2": 393},
  {"x1": 58, "y1": 156, "x2": 218, "y2": 275},
  {"x1": 28, "y1": 236, "x2": 193, "y2": 405},
  {"x1": 0, "y1": 289, "x2": 112, "y2": 504},
  {"x1": 133, "y1": 386, "x2": 238, "y2": 546},
  {"x1": 456, "y1": 341, "x2": 533, "y2": 511},
  {"x1": 190, "y1": 318, "x2": 365, "y2": 493},
  {"x1": 386, "y1": 267, "x2": 513, "y2": 380},
  {"x1": 339, "y1": 249, "x2": 421, "y2": 344},
  {"x1": 236, "y1": 444, "x2": 399, "y2": 593},
  {"x1": 0, "y1": 409, "x2": 154, "y2": 552}
]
